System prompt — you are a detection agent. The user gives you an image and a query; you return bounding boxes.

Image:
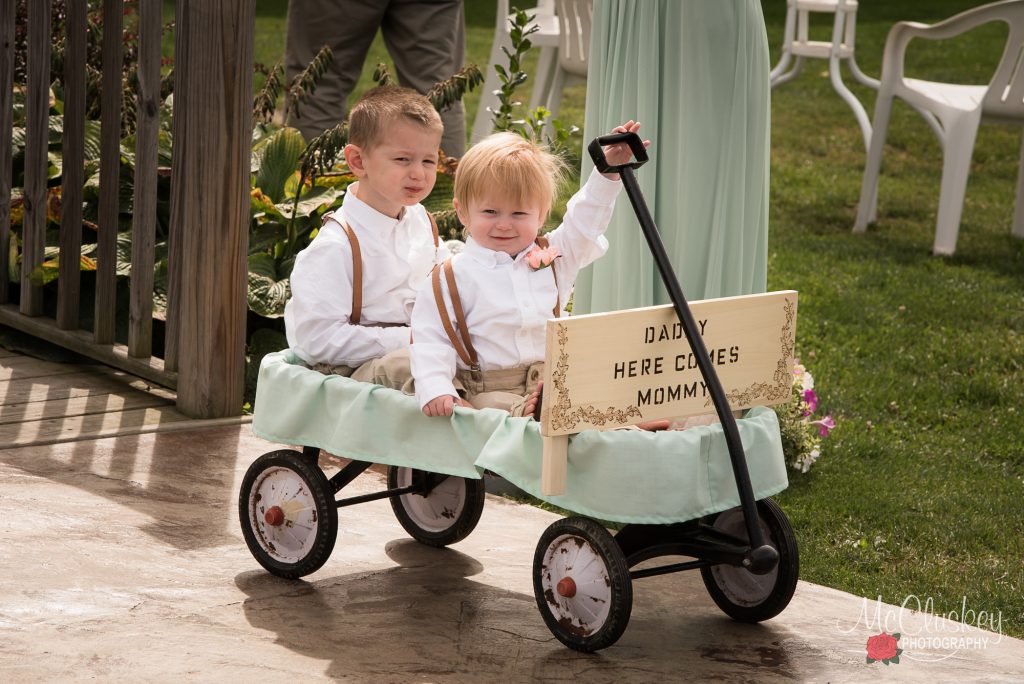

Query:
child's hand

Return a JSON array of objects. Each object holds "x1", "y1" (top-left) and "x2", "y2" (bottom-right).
[
  {"x1": 423, "y1": 395, "x2": 471, "y2": 417},
  {"x1": 600, "y1": 120, "x2": 650, "y2": 180}
]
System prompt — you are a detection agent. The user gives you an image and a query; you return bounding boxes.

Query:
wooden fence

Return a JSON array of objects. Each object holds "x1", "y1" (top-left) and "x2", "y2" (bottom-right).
[{"x1": 0, "y1": 0, "x2": 253, "y2": 418}]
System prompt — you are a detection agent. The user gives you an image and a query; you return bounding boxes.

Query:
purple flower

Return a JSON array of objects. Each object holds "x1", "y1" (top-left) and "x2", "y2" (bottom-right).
[
  {"x1": 812, "y1": 415, "x2": 836, "y2": 438},
  {"x1": 801, "y1": 389, "x2": 818, "y2": 416}
]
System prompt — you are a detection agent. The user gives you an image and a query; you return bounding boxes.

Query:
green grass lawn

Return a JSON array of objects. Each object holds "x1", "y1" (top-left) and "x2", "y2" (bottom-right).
[
  {"x1": 250, "y1": 0, "x2": 1022, "y2": 638},
  {"x1": 762, "y1": 0, "x2": 1023, "y2": 640}
]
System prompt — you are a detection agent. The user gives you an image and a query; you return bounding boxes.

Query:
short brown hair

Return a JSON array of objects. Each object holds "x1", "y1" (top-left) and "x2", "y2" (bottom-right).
[
  {"x1": 348, "y1": 86, "x2": 443, "y2": 151},
  {"x1": 454, "y1": 132, "x2": 568, "y2": 218}
]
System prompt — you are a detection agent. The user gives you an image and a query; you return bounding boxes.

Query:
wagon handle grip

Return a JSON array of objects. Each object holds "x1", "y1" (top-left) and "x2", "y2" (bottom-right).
[{"x1": 588, "y1": 132, "x2": 649, "y2": 174}]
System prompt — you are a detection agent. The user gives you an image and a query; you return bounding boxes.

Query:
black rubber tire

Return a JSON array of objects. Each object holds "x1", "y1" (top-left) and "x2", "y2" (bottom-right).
[
  {"x1": 238, "y1": 449, "x2": 338, "y2": 579},
  {"x1": 533, "y1": 517, "x2": 633, "y2": 652},
  {"x1": 387, "y1": 466, "x2": 485, "y2": 547},
  {"x1": 700, "y1": 497, "x2": 799, "y2": 622}
]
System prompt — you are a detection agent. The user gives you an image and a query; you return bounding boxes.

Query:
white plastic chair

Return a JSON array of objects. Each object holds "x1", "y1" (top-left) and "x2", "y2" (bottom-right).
[
  {"x1": 770, "y1": 0, "x2": 877, "y2": 150},
  {"x1": 854, "y1": 0, "x2": 1024, "y2": 255},
  {"x1": 541, "y1": 0, "x2": 591, "y2": 126},
  {"x1": 471, "y1": 0, "x2": 561, "y2": 143}
]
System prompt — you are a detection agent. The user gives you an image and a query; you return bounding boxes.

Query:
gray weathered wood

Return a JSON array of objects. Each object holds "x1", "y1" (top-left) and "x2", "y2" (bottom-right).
[
  {"x1": 0, "y1": 405, "x2": 192, "y2": 448},
  {"x1": 0, "y1": 0, "x2": 13, "y2": 305},
  {"x1": 128, "y1": 0, "x2": 160, "y2": 358},
  {"x1": 96, "y1": 0, "x2": 124, "y2": 343},
  {"x1": 0, "y1": 355, "x2": 89, "y2": 382},
  {"x1": 0, "y1": 391, "x2": 171, "y2": 426},
  {"x1": 58, "y1": 0, "x2": 88, "y2": 329},
  {"x1": 0, "y1": 348, "x2": 248, "y2": 450},
  {"x1": 164, "y1": 0, "x2": 189, "y2": 373},
  {"x1": 0, "y1": 370, "x2": 165, "y2": 405},
  {"x1": 21, "y1": 0, "x2": 51, "y2": 316},
  {"x1": 0, "y1": 303, "x2": 176, "y2": 388},
  {"x1": 174, "y1": 0, "x2": 253, "y2": 418}
]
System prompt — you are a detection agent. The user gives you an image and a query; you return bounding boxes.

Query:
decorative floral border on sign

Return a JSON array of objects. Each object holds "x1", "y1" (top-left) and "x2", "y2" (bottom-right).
[
  {"x1": 549, "y1": 324, "x2": 643, "y2": 433},
  {"x1": 705, "y1": 297, "x2": 796, "y2": 409}
]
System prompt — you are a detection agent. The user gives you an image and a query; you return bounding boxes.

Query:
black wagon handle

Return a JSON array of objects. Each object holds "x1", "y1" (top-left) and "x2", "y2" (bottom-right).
[
  {"x1": 588, "y1": 132, "x2": 649, "y2": 174},
  {"x1": 589, "y1": 135, "x2": 778, "y2": 575}
]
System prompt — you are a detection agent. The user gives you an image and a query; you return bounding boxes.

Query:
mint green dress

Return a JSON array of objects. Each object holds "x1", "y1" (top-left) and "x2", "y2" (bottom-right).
[{"x1": 573, "y1": 0, "x2": 770, "y2": 313}]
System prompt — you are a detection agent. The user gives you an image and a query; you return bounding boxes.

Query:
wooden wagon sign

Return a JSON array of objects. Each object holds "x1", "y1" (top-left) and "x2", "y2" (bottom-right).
[{"x1": 537, "y1": 290, "x2": 798, "y2": 494}]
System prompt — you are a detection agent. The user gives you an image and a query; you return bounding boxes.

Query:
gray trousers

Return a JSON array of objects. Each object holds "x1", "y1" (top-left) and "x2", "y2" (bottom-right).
[{"x1": 285, "y1": 0, "x2": 466, "y2": 156}]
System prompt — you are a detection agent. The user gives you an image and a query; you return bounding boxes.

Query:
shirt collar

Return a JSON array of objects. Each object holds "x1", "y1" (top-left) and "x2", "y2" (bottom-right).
[
  {"x1": 464, "y1": 236, "x2": 528, "y2": 267},
  {"x1": 342, "y1": 181, "x2": 402, "y2": 236}
]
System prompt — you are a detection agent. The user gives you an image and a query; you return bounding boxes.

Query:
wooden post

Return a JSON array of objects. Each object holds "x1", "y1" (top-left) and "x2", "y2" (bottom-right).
[
  {"x1": 541, "y1": 434, "x2": 568, "y2": 496},
  {"x1": 0, "y1": 0, "x2": 13, "y2": 306},
  {"x1": 164, "y1": 0, "x2": 188, "y2": 374},
  {"x1": 127, "y1": 0, "x2": 160, "y2": 357},
  {"x1": 173, "y1": 0, "x2": 253, "y2": 418},
  {"x1": 21, "y1": 0, "x2": 50, "y2": 316},
  {"x1": 58, "y1": 0, "x2": 87, "y2": 329},
  {"x1": 96, "y1": 0, "x2": 123, "y2": 343}
]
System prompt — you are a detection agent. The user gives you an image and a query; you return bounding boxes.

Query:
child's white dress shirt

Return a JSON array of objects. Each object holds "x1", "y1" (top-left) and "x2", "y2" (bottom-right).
[
  {"x1": 285, "y1": 182, "x2": 449, "y2": 366},
  {"x1": 410, "y1": 170, "x2": 622, "y2": 407}
]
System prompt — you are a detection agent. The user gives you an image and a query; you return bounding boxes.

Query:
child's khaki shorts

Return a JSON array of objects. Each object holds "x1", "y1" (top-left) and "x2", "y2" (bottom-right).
[
  {"x1": 312, "y1": 348, "x2": 413, "y2": 391},
  {"x1": 455, "y1": 362, "x2": 544, "y2": 417}
]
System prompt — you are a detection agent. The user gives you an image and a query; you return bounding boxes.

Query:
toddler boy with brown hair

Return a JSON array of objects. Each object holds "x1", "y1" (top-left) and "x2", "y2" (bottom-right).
[{"x1": 285, "y1": 85, "x2": 450, "y2": 387}]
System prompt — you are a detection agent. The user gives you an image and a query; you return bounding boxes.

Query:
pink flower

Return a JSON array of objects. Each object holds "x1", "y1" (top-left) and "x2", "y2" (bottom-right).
[
  {"x1": 801, "y1": 389, "x2": 818, "y2": 415},
  {"x1": 811, "y1": 415, "x2": 836, "y2": 438},
  {"x1": 526, "y1": 245, "x2": 560, "y2": 270}
]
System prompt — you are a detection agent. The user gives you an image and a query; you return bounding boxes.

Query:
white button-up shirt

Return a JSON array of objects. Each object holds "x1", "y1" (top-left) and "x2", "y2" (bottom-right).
[
  {"x1": 284, "y1": 183, "x2": 450, "y2": 366},
  {"x1": 410, "y1": 170, "x2": 622, "y2": 407}
]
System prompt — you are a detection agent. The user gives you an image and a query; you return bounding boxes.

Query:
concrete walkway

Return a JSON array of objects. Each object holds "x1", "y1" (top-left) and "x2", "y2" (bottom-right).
[{"x1": 0, "y1": 425, "x2": 1020, "y2": 683}]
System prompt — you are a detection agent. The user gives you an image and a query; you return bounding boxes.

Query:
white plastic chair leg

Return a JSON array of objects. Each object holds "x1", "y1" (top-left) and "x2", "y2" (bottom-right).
[
  {"x1": 841, "y1": 8, "x2": 880, "y2": 90},
  {"x1": 933, "y1": 114, "x2": 981, "y2": 255},
  {"x1": 471, "y1": 29, "x2": 512, "y2": 143},
  {"x1": 910, "y1": 106, "x2": 946, "y2": 145},
  {"x1": 771, "y1": 1, "x2": 798, "y2": 82},
  {"x1": 1013, "y1": 130, "x2": 1024, "y2": 239},
  {"x1": 826, "y1": 9, "x2": 871, "y2": 151},
  {"x1": 855, "y1": 91, "x2": 894, "y2": 232},
  {"x1": 530, "y1": 46, "x2": 559, "y2": 111},
  {"x1": 544, "y1": 66, "x2": 566, "y2": 118},
  {"x1": 847, "y1": 56, "x2": 880, "y2": 89},
  {"x1": 830, "y1": 56, "x2": 872, "y2": 151},
  {"x1": 770, "y1": 46, "x2": 794, "y2": 83},
  {"x1": 770, "y1": 56, "x2": 805, "y2": 89}
]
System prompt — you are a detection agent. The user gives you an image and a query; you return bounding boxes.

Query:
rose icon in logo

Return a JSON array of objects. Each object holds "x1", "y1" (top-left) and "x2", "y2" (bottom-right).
[{"x1": 866, "y1": 632, "x2": 902, "y2": 665}]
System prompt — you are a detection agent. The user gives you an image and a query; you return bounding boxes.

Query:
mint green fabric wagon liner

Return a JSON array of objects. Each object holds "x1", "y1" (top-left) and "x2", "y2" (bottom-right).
[{"x1": 252, "y1": 351, "x2": 789, "y2": 525}]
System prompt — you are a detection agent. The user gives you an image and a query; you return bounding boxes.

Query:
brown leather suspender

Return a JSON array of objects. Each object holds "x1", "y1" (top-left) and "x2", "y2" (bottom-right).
[
  {"x1": 431, "y1": 261, "x2": 480, "y2": 370},
  {"x1": 330, "y1": 211, "x2": 441, "y2": 326},
  {"x1": 340, "y1": 222, "x2": 364, "y2": 325},
  {"x1": 429, "y1": 239, "x2": 561, "y2": 370}
]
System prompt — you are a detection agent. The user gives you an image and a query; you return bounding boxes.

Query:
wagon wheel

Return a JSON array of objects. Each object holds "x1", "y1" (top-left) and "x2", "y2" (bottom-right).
[
  {"x1": 238, "y1": 449, "x2": 338, "y2": 579},
  {"x1": 387, "y1": 467, "x2": 485, "y2": 547},
  {"x1": 700, "y1": 497, "x2": 799, "y2": 622},
  {"x1": 533, "y1": 517, "x2": 633, "y2": 652}
]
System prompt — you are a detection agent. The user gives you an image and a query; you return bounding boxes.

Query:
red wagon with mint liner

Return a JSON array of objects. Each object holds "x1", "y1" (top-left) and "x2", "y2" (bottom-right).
[{"x1": 239, "y1": 133, "x2": 799, "y2": 652}]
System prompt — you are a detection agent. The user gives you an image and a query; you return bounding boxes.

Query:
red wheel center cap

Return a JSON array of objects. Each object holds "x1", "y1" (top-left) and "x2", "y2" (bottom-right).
[
  {"x1": 264, "y1": 506, "x2": 285, "y2": 526},
  {"x1": 556, "y1": 577, "x2": 576, "y2": 598}
]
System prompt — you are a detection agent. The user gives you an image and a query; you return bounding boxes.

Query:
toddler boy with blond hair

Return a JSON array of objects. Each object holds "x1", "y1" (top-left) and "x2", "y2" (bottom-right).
[{"x1": 410, "y1": 122, "x2": 646, "y2": 417}]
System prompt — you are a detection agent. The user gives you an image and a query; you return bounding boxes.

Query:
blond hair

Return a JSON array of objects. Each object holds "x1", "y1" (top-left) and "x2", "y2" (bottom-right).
[
  {"x1": 454, "y1": 132, "x2": 568, "y2": 219},
  {"x1": 348, "y1": 86, "x2": 443, "y2": 151}
]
